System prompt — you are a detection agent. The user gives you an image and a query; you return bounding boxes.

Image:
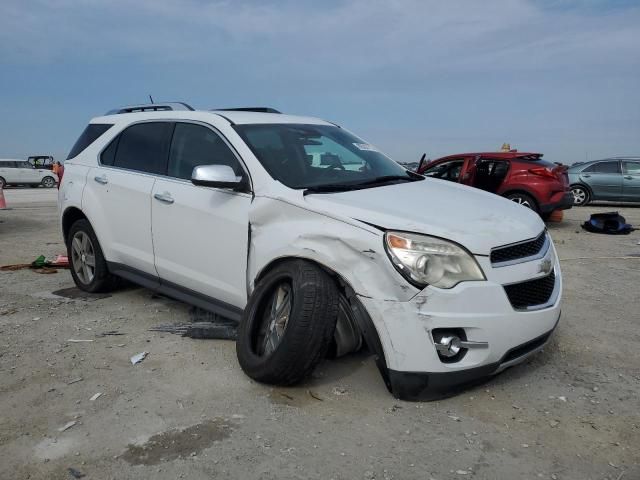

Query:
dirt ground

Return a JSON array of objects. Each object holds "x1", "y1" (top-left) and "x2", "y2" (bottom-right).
[{"x1": 1, "y1": 188, "x2": 639, "y2": 480}]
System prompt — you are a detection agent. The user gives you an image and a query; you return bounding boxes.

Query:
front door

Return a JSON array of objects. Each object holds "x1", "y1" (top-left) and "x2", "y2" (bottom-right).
[
  {"x1": 622, "y1": 160, "x2": 640, "y2": 201},
  {"x1": 580, "y1": 160, "x2": 622, "y2": 200},
  {"x1": 151, "y1": 122, "x2": 252, "y2": 308},
  {"x1": 18, "y1": 161, "x2": 41, "y2": 183}
]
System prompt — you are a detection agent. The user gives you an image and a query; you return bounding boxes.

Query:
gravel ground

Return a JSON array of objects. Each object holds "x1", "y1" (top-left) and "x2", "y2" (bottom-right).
[{"x1": 1, "y1": 188, "x2": 639, "y2": 480}]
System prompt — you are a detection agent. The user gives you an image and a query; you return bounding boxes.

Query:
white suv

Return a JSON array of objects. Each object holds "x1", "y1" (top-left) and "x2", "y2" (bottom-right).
[
  {"x1": 59, "y1": 103, "x2": 562, "y2": 400},
  {"x1": 0, "y1": 159, "x2": 58, "y2": 188}
]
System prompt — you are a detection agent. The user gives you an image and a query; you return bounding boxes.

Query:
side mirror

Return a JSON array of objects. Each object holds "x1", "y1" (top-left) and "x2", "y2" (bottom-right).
[{"x1": 191, "y1": 165, "x2": 247, "y2": 191}]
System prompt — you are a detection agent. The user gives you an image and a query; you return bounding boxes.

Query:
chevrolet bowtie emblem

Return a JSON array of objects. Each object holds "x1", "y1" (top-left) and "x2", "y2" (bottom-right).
[{"x1": 538, "y1": 258, "x2": 553, "y2": 275}]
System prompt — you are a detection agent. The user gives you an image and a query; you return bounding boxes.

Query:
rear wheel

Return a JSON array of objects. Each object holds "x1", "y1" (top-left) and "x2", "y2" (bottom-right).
[
  {"x1": 505, "y1": 192, "x2": 539, "y2": 213},
  {"x1": 67, "y1": 219, "x2": 117, "y2": 293},
  {"x1": 237, "y1": 260, "x2": 339, "y2": 386},
  {"x1": 0, "y1": 177, "x2": 5, "y2": 189},
  {"x1": 571, "y1": 185, "x2": 590, "y2": 206},
  {"x1": 41, "y1": 176, "x2": 56, "y2": 188}
]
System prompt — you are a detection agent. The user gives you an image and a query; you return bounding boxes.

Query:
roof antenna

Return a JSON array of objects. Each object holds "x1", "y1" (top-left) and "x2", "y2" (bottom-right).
[{"x1": 149, "y1": 95, "x2": 154, "y2": 104}]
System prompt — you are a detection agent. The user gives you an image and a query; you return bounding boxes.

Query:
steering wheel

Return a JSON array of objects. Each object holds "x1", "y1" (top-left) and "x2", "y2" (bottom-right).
[{"x1": 327, "y1": 163, "x2": 345, "y2": 170}]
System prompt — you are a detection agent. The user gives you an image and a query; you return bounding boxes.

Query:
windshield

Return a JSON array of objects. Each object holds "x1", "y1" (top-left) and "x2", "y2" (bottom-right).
[{"x1": 234, "y1": 124, "x2": 414, "y2": 189}]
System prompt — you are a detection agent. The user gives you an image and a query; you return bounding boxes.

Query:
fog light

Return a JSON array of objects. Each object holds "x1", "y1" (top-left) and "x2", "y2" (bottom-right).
[
  {"x1": 434, "y1": 333, "x2": 462, "y2": 358},
  {"x1": 432, "y1": 328, "x2": 489, "y2": 363}
]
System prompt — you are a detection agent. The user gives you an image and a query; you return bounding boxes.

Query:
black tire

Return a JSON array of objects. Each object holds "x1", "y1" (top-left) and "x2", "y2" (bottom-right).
[
  {"x1": 570, "y1": 184, "x2": 590, "y2": 206},
  {"x1": 237, "y1": 260, "x2": 339, "y2": 386},
  {"x1": 0, "y1": 177, "x2": 5, "y2": 189},
  {"x1": 505, "y1": 192, "x2": 539, "y2": 213},
  {"x1": 67, "y1": 219, "x2": 117, "y2": 293},
  {"x1": 41, "y1": 176, "x2": 56, "y2": 188}
]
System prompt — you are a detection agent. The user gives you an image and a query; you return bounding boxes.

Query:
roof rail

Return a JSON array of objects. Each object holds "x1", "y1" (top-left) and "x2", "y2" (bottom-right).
[
  {"x1": 213, "y1": 107, "x2": 282, "y2": 114},
  {"x1": 105, "y1": 102, "x2": 195, "y2": 115}
]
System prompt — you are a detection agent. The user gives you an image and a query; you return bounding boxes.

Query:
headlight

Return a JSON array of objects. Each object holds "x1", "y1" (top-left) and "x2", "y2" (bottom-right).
[{"x1": 384, "y1": 231, "x2": 485, "y2": 289}]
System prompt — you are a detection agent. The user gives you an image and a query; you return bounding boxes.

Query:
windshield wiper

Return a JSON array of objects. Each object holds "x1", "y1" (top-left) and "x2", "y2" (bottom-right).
[
  {"x1": 303, "y1": 183, "x2": 364, "y2": 195},
  {"x1": 302, "y1": 175, "x2": 420, "y2": 196},
  {"x1": 349, "y1": 175, "x2": 419, "y2": 187}
]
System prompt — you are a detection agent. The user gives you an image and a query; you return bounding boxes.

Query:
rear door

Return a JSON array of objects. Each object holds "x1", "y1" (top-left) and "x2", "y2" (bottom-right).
[
  {"x1": 84, "y1": 121, "x2": 173, "y2": 276},
  {"x1": 579, "y1": 160, "x2": 622, "y2": 200},
  {"x1": 622, "y1": 160, "x2": 640, "y2": 201},
  {"x1": 0, "y1": 161, "x2": 17, "y2": 183},
  {"x1": 151, "y1": 121, "x2": 252, "y2": 308}
]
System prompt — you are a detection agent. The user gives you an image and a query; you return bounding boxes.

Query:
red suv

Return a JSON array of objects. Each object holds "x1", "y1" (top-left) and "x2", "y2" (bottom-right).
[{"x1": 418, "y1": 152, "x2": 573, "y2": 219}]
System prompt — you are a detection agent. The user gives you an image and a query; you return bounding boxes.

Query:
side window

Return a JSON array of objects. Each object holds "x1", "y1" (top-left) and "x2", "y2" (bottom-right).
[
  {"x1": 623, "y1": 161, "x2": 640, "y2": 175},
  {"x1": 100, "y1": 136, "x2": 119, "y2": 166},
  {"x1": 67, "y1": 124, "x2": 113, "y2": 160},
  {"x1": 423, "y1": 162, "x2": 449, "y2": 178},
  {"x1": 168, "y1": 123, "x2": 243, "y2": 180},
  {"x1": 113, "y1": 122, "x2": 173, "y2": 175},
  {"x1": 21, "y1": 162, "x2": 33, "y2": 169},
  {"x1": 424, "y1": 159, "x2": 463, "y2": 181},
  {"x1": 586, "y1": 161, "x2": 620, "y2": 174}
]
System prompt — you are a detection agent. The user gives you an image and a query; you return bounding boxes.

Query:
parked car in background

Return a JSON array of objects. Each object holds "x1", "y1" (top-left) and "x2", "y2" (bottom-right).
[
  {"x1": 58, "y1": 102, "x2": 562, "y2": 400},
  {"x1": 0, "y1": 159, "x2": 58, "y2": 188},
  {"x1": 567, "y1": 157, "x2": 640, "y2": 206},
  {"x1": 28, "y1": 155, "x2": 56, "y2": 170},
  {"x1": 418, "y1": 151, "x2": 573, "y2": 220}
]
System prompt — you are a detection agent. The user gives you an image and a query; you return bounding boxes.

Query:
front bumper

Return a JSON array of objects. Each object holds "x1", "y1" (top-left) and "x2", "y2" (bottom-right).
[
  {"x1": 386, "y1": 316, "x2": 559, "y2": 400},
  {"x1": 358, "y1": 244, "x2": 562, "y2": 401}
]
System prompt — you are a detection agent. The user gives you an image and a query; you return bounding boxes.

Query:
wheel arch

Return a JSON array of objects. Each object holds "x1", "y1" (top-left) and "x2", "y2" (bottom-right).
[
  {"x1": 61, "y1": 207, "x2": 89, "y2": 246},
  {"x1": 501, "y1": 188, "x2": 541, "y2": 211},
  {"x1": 253, "y1": 255, "x2": 391, "y2": 387},
  {"x1": 570, "y1": 182, "x2": 593, "y2": 197}
]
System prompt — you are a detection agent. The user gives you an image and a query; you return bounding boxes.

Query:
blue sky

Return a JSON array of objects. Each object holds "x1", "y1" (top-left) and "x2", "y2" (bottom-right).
[{"x1": 1, "y1": 0, "x2": 638, "y2": 164}]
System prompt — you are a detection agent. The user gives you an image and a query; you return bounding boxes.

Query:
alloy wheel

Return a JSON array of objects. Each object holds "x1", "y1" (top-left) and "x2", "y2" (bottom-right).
[
  {"x1": 258, "y1": 282, "x2": 292, "y2": 356},
  {"x1": 42, "y1": 177, "x2": 55, "y2": 188},
  {"x1": 71, "y1": 231, "x2": 96, "y2": 285},
  {"x1": 510, "y1": 196, "x2": 533, "y2": 209},
  {"x1": 571, "y1": 187, "x2": 587, "y2": 205}
]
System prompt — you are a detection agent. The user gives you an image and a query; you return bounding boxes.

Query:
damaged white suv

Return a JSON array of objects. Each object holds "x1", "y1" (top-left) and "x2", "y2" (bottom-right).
[{"x1": 59, "y1": 103, "x2": 561, "y2": 400}]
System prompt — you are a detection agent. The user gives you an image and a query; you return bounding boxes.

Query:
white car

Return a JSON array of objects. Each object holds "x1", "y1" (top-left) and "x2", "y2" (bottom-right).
[
  {"x1": 58, "y1": 103, "x2": 562, "y2": 400},
  {"x1": 0, "y1": 159, "x2": 58, "y2": 188}
]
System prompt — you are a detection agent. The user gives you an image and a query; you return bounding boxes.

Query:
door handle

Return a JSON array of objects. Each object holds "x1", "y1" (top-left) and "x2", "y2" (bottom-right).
[
  {"x1": 153, "y1": 192, "x2": 174, "y2": 204},
  {"x1": 94, "y1": 175, "x2": 108, "y2": 185},
  {"x1": 624, "y1": 175, "x2": 633, "y2": 180},
  {"x1": 581, "y1": 174, "x2": 591, "y2": 178}
]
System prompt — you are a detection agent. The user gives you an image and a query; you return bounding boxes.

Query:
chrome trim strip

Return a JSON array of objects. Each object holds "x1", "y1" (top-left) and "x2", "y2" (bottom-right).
[{"x1": 491, "y1": 231, "x2": 549, "y2": 268}]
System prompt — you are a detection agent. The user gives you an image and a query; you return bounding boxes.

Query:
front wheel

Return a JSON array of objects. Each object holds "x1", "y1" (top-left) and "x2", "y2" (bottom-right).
[
  {"x1": 41, "y1": 176, "x2": 56, "y2": 188},
  {"x1": 236, "y1": 260, "x2": 339, "y2": 386},
  {"x1": 571, "y1": 185, "x2": 590, "y2": 206},
  {"x1": 505, "y1": 192, "x2": 539, "y2": 213},
  {"x1": 0, "y1": 177, "x2": 6, "y2": 189}
]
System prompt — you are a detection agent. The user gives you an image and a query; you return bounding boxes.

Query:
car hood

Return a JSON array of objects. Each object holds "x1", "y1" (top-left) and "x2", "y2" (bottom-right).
[{"x1": 302, "y1": 179, "x2": 544, "y2": 256}]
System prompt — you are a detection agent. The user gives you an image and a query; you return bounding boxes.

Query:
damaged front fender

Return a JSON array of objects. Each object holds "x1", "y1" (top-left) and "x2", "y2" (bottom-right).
[{"x1": 247, "y1": 196, "x2": 418, "y2": 302}]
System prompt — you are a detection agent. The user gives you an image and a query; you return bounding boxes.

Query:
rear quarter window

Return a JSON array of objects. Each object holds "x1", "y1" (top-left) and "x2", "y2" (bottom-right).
[{"x1": 67, "y1": 124, "x2": 113, "y2": 160}]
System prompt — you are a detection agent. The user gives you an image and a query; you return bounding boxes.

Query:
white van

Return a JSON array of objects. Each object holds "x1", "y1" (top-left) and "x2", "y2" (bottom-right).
[{"x1": 0, "y1": 159, "x2": 58, "y2": 188}]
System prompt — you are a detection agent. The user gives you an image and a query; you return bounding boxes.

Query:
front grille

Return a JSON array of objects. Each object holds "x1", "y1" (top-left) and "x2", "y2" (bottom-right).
[
  {"x1": 504, "y1": 271, "x2": 556, "y2": 310},
  {"x1": 491, "y1": 231, "x2": 547, "y2": 265}
]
